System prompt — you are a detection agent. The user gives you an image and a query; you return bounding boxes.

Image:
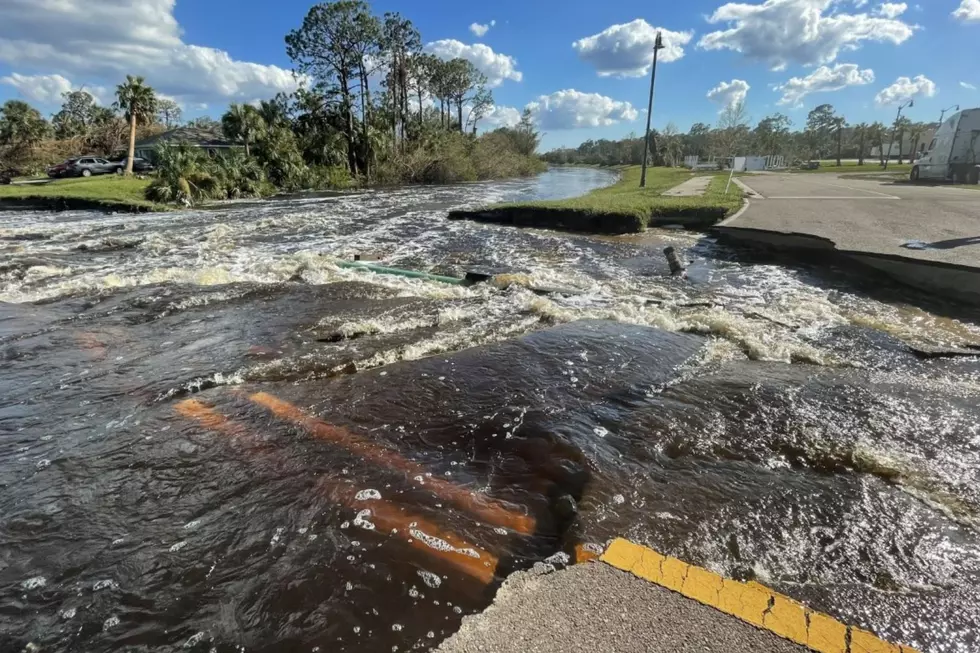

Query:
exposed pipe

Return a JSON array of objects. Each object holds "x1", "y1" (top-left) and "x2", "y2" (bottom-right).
[{"x1": 663, "y1": 246, "x2": 687, "y2": 277}]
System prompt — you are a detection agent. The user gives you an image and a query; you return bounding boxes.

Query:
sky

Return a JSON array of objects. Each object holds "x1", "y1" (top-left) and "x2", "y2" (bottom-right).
[{"x1": 0, "y1": 0, "x2": 978, "y2": 150}]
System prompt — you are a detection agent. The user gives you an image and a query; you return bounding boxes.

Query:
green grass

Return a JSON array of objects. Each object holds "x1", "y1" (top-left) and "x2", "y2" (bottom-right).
[
  {"x1": 790, "y1": 161, "x2": 914, "y2": 175},
  {"x1": 0, "y1": 176, "x2": 161, "y2": 211},
  {"x1": 448, "y1": 166, "x2": 743, "y2": 234}
]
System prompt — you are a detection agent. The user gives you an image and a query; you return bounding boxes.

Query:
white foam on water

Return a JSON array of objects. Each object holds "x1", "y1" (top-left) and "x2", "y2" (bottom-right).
[
  {"x1": 21, "y1": 576, "x2": 46, "y2": 590},
  {"x1": 184, "y1": 632, "x2": 206, "y2": 648},
  {"x1": 103, "y1": 615, "x2": 120, "y2": 631},
  {"x1": 417, "y1": 570, "x2": 442, "y2": 588},
  {"x1": 409, "y1": 529, "x2": 479, "y2": 559},
  {"x1": 355, "y1": 489, "x2": 381, "y2": 501},
  {"x1": 169, "y1": 541, "x2": 188, "y2": 553},
  {"x1": 93, "y1": 579, "x2": 118, "y2": 592},
  {"x1": 353, "y1": 509, "x2": 376, "y2": 531},
  {"x1": 270, "y1": 527, "x2": 285, "y2": 546}
]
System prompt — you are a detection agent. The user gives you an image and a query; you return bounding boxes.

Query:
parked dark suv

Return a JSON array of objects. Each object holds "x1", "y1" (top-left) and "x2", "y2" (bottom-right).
[
  {"x1": 110, "y1": 157, "x2": 155, "y2": 174},
  {"x1": 47, "y1": 158, "x2": 81, "y2": 178}
]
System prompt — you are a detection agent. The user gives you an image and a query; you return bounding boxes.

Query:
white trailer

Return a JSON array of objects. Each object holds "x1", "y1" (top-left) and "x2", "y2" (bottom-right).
[{"x1": 912, "y1": 108, "x2": 980, "y2": 184}]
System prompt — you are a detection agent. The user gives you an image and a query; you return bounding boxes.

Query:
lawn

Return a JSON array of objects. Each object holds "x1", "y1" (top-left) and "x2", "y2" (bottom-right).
[
  {"x1": 448, "y1": 166, "x2": 743, "y2": 234},
  {"x1": 0, "y1": 176, "x2": 160, "y2": 211}
]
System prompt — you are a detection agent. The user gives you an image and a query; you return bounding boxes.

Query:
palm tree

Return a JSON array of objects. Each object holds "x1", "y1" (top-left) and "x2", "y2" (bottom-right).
[
  {"x1": 833, "y1": 116, "x2": 846, "y2": 167},
  {"x1": 854, "y1": 122, "x2": 870, "y2": 166},
  {"x1": 906, "y1": 122, "x2": 928, "y2": 163},
  {"x1": 866, "y1": 122, "x2": 887, "y2": 166},
  {"x1": 115, "y1": 76, "x2": 158, "y2": 175},
  {"x1": 221, "y1": 104, "x2": 267, "y2": 157}
]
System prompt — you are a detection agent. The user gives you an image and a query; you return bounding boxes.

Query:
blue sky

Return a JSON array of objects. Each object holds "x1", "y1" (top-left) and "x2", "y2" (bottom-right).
[{"x1": 1, "y1": 0, "x2": 979, "y2": 150}]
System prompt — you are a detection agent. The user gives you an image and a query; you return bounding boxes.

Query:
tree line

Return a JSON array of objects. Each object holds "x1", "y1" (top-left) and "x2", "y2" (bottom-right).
[
  {"x1": 2, "y1": 0, "x2": 544, "y2": 202},
  {"x1": 543, "y1": 102, "x2": 938, "y2": 168}
]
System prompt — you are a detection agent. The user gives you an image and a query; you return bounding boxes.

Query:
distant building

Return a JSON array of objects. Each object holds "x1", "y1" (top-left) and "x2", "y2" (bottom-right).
[
  {"x1": 870, "y1": 126, "x2": 937, "y2": 159},
  {"x1": 133, "y1": 126, "x2": 241, "y2": 161}
]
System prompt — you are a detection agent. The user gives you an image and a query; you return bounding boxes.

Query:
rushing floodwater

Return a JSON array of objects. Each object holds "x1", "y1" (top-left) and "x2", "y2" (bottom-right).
[{"x1": 2, "y1": 167, "x2": 980, "y2": 653}]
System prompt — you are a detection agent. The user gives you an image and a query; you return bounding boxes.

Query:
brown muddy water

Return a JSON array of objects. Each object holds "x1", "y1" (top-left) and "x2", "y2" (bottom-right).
[{"x1": 2, "y1": 168, "x2": 980, "y2": 653}]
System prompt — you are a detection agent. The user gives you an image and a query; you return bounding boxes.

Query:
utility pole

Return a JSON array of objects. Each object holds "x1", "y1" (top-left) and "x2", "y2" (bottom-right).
[
  {"x1": 884, "y1": 99, "x2": 913, "y2": 171},
  {"x1": 640, "y1": 32, "x2": 665, "y2": 188},
  {"x1": 939, "y1": 104, "x2": 960, "y2": 125}
]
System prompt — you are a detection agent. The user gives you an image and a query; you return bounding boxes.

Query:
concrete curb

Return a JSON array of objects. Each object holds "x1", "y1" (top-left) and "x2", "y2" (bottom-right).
[
  {"x1": 718, "y1": 197, "x2": 751, "y2": 227},
  {"x1": 601, "y1": 538, "x2": 920, "y2": 653},
  {"x1": 711, "y1": 225, "x2": 980, "y2": 306}
]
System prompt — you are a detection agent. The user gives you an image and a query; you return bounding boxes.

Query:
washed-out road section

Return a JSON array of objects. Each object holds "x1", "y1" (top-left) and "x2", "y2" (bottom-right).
[{"x1": 725, "y1": 172, "x2": 980, "y2": 267}]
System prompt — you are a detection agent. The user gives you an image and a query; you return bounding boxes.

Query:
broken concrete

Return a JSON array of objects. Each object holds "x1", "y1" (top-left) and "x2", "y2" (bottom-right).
[{"x1": 436, "y1": 562, "x2": 806, "y2": 653}]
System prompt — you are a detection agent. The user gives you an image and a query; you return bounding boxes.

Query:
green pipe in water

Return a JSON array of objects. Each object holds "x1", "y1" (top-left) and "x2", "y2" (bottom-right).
[{"x1": 336, "y1": 260, "x2": 470, "y2": 286}]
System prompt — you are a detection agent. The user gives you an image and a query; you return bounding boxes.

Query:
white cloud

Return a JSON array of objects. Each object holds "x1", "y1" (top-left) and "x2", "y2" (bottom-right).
[
  {"x1": 961, "y1": 81, "x2": 977, "y2": 90},
  {"x1": 953, "y1": 0, "x2": 980, "y2": 22},
  {"x1": 697, "y1": 0, "x2": 915, "y2": 71},
  {"x1": 706, "y1": 79, "x2": 751, "y2": 111},
  {"x1": 774, "y1": 63, "x2": 875, "y2": 107},
  {"x1": 469, "y1": 20, "x2": 495, "y2": 37},
  {"x1": 875, "y1": 74, "x2": 937, "y2": 106},
  {"x1": 572, "y1": 19, "x2": 694, "y2": 77},
  {"x1": 425, "y1": 40, "x2": 522, "y2": 87},
  {"x1": 874, "y1": 2, "x2": 907, "y2": 18},
  {"x1": 0, "y1": 0, "x2": 302, "y2": 106},
  {"x1": 481, "y1": 105, "x2": 522, "y2": 129},
  {"x1": 0, "y1": 72, "x2": 73, "y2": 105},
  {"x1": 525, "y1": 89, "x2": 638, "y2": 130}
]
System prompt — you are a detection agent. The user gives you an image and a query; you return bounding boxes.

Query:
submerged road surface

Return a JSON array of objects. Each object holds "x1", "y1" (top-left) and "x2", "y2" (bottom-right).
[{"x1": 2, "y1": 167, "x2": 980, "y2": 652}]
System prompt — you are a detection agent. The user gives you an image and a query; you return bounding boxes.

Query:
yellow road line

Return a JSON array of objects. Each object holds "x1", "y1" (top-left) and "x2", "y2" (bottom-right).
[
  {"x1": 601, "y1": 538, "x2": 920, "y2": 653},
  {"x1": 248, "y1": 391, "x2": 536, "y2": 535}
]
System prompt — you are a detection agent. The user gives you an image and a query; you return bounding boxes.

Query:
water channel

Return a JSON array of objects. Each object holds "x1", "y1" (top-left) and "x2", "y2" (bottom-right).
[{"x1": 2, "y1": 167, "x2": 979, "y2": 652}]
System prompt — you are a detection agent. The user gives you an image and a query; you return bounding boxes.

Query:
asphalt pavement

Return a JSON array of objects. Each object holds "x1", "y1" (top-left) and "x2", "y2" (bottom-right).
[
  {"x1": 726, "y1": 173, "x2": 980, "y2": 268},
  {"x1": 437, "y1": 562, "x2": 806, "y2": 653}
]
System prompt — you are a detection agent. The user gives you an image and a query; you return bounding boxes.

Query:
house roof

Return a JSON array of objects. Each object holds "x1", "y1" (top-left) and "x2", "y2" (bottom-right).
[{"x1": 135, "y1": 126, "x2": 237, "y2": 149}]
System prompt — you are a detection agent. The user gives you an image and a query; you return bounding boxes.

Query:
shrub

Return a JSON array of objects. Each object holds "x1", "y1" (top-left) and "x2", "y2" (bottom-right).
[
  {"x1": 372, "y1": 130, "x2": 541, "y2": 186},
  {"x1": 146, "y1": 142, "x2": 270, "y2": 205}
]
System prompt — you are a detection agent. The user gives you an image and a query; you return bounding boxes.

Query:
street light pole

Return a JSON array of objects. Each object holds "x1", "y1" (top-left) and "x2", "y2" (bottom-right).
[
  {"x1": 939, "y1": 104, "x2": 960, "y2": 125},
  {"x1": 640, "y1": 32, "x2": 665, "y2": 188},
  {"x1": 884, "y1": 99, "x2": 913, "y2": 171}
]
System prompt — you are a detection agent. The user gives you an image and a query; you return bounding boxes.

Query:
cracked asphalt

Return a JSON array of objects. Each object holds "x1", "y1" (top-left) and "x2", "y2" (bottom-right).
[{"x1": 436, "y1": 562, "x2": 806, "y2": 653}]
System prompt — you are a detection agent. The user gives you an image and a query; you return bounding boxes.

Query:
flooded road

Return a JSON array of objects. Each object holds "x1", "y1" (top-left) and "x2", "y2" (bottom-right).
[{"x1": 2, "y1": 167, "x2": 980, "y2": 653}]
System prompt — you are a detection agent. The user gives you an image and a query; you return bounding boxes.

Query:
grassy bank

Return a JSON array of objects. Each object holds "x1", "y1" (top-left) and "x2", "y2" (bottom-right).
[
  {"x1": 0, "y1": 177, "x2": 160, "y2": 212},
  {"x1": 791, "y1": 161, "x2": 913, "y2": 175},
  {"x1": 448, "y1": 166, "x2": 743, "y2": 234}
]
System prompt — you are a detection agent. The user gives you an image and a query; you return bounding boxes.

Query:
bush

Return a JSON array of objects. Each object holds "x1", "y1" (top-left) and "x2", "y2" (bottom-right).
[
  {"x1": 304, "y1": 164, "x2": 353, "y2": 190},
  {"x1": 372, "y1": 130, "x2": 543, "y2": 186},
  {"x1": 255, "y1": 126, "x2": 308, "y2": 191},
  {"x1": 146, "y1": 142, "x2": 270, "y2": 205}
]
